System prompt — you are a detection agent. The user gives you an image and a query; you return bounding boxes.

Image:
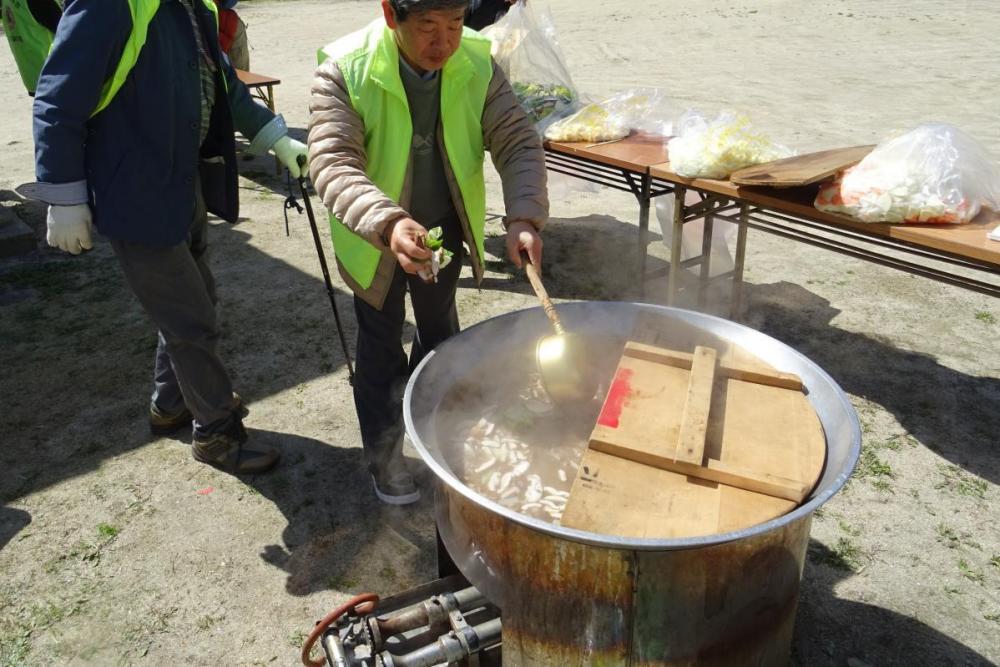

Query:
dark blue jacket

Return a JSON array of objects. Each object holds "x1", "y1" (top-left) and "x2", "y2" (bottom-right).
[{"x1": 25, "y1": 0, "x2": 284, "y2": 245}]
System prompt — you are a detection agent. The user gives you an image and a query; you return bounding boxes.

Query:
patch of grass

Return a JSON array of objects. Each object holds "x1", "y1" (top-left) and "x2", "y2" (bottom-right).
[
  {"x1": 809, "y1": 538, "x2": 864, "y2": 572},
  {"x1": 43, "y1": 520, "x2": 123, "y2": 572},
  {"x1": 855, "y1": 448, "x2": 894, "y2": 490},
  {"x1": 878, "y1": 434, "x2": 917, "y2": 451},
  {"x1": 858, "y1": 449, "x2": 893, "y2": 477},
  {"x1": 871, "y1": 479, "x2": 894, "y2": 494},
  {"x1": 30, "y1": 601, "x2": 69, "y2": 627},
  {"x1": 288, "y1": 629, "x2": 307, "y2": 648},
  {"x1": 67, "y1": 539, "x2": 102, "y2": 564},
  {"x1": 196, "y1": 613, "x2": 224, "y2": 631},
  {"x1": 96, "y1": 523, "x2": 119, "y2": 539},
  {"x1": 974, "y1": 311, "x2": 996, "y2": 325},
  {"x1": 120, "y1": 605, "x2": 177, "y2": 660},
  {"x1": 935, "y1": 524, "x2": 982, "y2": 551},
  {"x1": 0, "y1": 594, "x2": 90, "y2": 666},
  {"x1": 858, "y1": 416, "x2": 874, "y2": 436},
  {"x1": 0, "y1": 627, "x2": 32, "y2": 667},
  {"x1": 326, "y1": 575, "x2": 359, "y2": 591},
  {"x1": 240, "y1": 483, "x2": 261, "y2": 498},
  {"x1": 379, "y1": 565, "x2": 398, "y2": 582},
  {"x1": 944, "y1": 585, "x2": 962, "y2": 596},
  {"x1": 837, "y1": 520, "x2": 861, "y2": 537},
  {"x1": 937, "y1": 524, "x2": 960, "y2": 548},
  {"x1": 935, "y1": 465, "x2": 988, "y2": 500},
  {"x1": 990, "y1": 555, "x2": 1000, "y2": 569},
  {"x1": 985, "y1": 612, "x2": 1000, "y2": 623},
  {"x1": 832, "y1": 538, "x2": 864, "y2": 571},
  {"x1": 957, "y1": 559, "x2": 984, "y2": 584}
]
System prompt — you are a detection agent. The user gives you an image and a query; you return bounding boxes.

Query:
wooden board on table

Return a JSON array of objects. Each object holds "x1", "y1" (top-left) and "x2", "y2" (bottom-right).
[
  {"x1": 561, "y1": 328, "x2": 826, "y2": 539},
  {"x1": 729, "y1": 145, "x2": 875, "y2": 188}
]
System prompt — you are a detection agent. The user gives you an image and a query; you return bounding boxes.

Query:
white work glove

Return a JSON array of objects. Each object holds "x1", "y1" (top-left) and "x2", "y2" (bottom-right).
[
  {"x1": 272, "y1": 136, "x2": 309, "y2": 178},
  {"x1": 47, "y1": 204, "x2": 94, "y2": 255}
]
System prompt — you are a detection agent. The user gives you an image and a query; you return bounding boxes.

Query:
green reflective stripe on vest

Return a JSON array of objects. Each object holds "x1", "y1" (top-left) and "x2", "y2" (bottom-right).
[
  {"x1": 318, "y1": 22, "x2": 492, "y2": 291},
  {"x1": 2, "y1": 0, "x2": 57, "y2": 94},
  {"x1": 93, "y1": 0, "x2": 222, "y2": 117}
]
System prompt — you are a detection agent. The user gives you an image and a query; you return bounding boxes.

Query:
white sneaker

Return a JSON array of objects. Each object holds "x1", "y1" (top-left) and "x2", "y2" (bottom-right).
[{"x1": 371, "y1": 472, "x2": 421, "y2": 505}]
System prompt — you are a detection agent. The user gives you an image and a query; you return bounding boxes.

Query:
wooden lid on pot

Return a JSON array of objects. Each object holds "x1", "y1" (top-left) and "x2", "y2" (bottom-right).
[{"x1": 561, "y1": 317, "x2": 826, "y2": 539}]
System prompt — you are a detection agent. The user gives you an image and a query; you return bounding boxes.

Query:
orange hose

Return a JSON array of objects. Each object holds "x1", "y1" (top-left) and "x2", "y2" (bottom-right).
[{"x1": 301, "y1": 593, "x2": 380, "y2": 667}]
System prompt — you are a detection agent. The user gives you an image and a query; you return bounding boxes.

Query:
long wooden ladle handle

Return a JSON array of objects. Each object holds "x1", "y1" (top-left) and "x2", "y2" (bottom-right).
[{"x1": 522, "y1": 253, "x2": 565, "y2": 335}]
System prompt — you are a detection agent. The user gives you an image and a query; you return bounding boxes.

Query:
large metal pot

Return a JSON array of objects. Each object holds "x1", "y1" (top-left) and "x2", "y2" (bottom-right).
[{"x1": 404, "y1": 302, "x2": 860, "y2": 666}]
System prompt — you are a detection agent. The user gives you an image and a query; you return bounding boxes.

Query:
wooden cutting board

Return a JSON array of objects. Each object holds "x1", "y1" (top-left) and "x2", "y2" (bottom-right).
[
  {"x1": 729, "y1": 145, "x2": 875, "y2": 188},
  {"x1": 561, "y1": 327, "x2": 826, "y2": 539}
]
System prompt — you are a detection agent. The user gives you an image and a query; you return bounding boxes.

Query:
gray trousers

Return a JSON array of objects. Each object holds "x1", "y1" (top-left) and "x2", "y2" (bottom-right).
[
  {"x1": 352, "y1": 246, "x2": 463, "y2": 476},
  {"x1": 110, "y1": 181, "x2": 237, "y2": 437}
]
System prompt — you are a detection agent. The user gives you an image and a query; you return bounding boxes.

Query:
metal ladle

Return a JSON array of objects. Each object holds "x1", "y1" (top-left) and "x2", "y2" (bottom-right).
[{"x1": 522, "y1": 255, "x2": 595, "y2": 406}]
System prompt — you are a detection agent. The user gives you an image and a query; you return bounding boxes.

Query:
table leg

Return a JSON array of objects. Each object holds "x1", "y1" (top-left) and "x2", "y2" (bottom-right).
[
  {"x1": 730, "y1": 203, "x2": 749, "y2": 321},
  {"x1": 638, "y1": 173, "x2": 651, "y2": 298},
  {"x1": 698, "y1": 209, "x2": 715, "y2": 309},
  {"x1": 668, "y1": 185, "x2": 686, "y2": 306},
  {"x1": 267, "y1": 84, "x2": 281, "y2": 176}
]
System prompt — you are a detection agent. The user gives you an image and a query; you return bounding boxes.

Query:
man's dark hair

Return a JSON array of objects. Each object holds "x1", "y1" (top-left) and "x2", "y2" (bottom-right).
[{"x1": 389, "y1": 0, "x2": 469, "y2": 22}]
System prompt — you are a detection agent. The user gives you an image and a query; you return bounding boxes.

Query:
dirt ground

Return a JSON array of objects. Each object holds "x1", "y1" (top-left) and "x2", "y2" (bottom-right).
[{"x1": 1, "y1": 1, "x2": 998, "y2": 665}]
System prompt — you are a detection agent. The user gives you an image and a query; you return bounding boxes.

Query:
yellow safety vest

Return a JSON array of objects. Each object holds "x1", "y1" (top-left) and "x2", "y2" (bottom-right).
[
  {"x1": 1, "y1": 0, "x2": 61, "y2": 94},
  {"x1": 318, "y1": 21, "x2": 491, "y2": 291},
  {"x1": 93, "y1": 0, "x2": 220, "y2": 116}
]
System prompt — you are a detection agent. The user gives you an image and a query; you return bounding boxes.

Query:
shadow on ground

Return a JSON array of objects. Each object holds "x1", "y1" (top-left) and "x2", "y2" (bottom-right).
[
  {"x1": 794, "y1": 541, "x2": 993, "y2": 666},
  {"x1": 0, "y1": 507, "x2": 31, "y2": 552},
  {"x1": 0, "y1": 223, "x2": 360, "y2": 534},
  {"x1": 744, "y1": 281, "x2": 999, "y2": 486},
  {"x1": 246, "y1": 430, "x2": 436, "y2": 596}
]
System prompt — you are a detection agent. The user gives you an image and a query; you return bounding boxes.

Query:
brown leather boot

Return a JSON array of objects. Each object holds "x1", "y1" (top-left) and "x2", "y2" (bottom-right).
[
  {"x1": 192, "y1": 420, "x2": 279, "y2": 474},
  {"x1": 149, "y1": 393, "x2": 247, "y2": 435}
]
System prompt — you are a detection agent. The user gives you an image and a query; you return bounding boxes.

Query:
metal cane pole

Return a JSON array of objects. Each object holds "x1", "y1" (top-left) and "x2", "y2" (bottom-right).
[{"x1": 295, "y1": 156, "x2": 355, "y2": 384}]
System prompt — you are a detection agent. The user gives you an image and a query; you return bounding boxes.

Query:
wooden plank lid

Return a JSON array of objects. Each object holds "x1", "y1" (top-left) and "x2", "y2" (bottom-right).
[
  {"x1": 729, "y1": 145, "x2": 874, "y2": 188},
  {"x1": 561, "y1": 319, "x2": 827, "y2": 539}
]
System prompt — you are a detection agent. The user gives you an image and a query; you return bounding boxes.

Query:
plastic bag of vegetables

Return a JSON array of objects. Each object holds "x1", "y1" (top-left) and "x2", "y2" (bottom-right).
[
  {"x1": 544, "y1": 88, "x2": 671, "y2": 144},
  {"x1": 815, "y1": 123, "x2": 1000, "y2": 224},
  {"x1": 667, "y1": 110, "x2": 793, "y2": 179},
  {"x1": 482, "y1": 1, "x2": 579, "y2": 132}
]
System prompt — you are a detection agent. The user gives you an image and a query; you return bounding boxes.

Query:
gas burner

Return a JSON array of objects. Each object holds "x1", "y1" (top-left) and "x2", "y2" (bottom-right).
[{"x1": 318, "y1": 575, "x2": 501, "y2": 667}]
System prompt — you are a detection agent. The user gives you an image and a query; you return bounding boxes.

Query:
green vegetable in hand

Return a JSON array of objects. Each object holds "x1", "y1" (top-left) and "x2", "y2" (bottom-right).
[
  {"x1": 420, "y1": 227, "x2": 454, "y2": 283},
  {"x1": 425, "y1": 226, "x2": 446, "y2": 251}
]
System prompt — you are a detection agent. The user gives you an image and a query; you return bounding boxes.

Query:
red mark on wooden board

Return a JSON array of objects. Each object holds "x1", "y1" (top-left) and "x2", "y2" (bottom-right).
[{"x1": 597, "y1": 367, "x2": 634, "y2": 428}]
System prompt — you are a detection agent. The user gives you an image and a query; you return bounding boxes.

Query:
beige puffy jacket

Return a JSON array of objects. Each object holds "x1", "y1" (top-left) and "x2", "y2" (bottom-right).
[{"x1": 308, "y1": 54, "x2": 548, "y2": 310}]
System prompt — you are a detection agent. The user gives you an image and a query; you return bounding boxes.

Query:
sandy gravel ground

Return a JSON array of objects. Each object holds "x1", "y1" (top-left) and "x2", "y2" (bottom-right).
[{"x1": 1, "y1": 1, "x2": 998, "y2": 665}]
